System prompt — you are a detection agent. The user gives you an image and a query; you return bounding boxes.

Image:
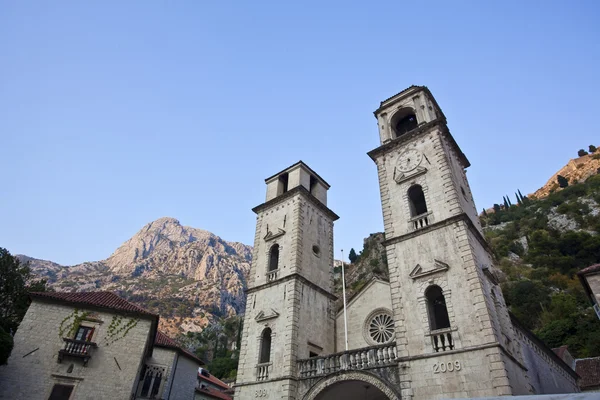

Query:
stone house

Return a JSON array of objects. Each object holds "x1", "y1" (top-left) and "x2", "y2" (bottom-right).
[
  {"x1": 0, "y1": 291, "x2": 205, "y2": 400},
  {"x1": 577, "y1": 263, "x2": 600, "y2": 320},
  {"x1": 234, "y1": 86, "x2": 581, "y2": 399},
  {"x1": 575, "y1": 357, "x2": 600, "y2": 392},
  {"x1": 194, "y1": 367, "x2": 233, "y2": 399}
]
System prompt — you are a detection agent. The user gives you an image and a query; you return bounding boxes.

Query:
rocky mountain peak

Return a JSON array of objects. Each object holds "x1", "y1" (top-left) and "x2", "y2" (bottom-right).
[{"x1": 105, "y1": 217, "x2": 214, "y2": 273}]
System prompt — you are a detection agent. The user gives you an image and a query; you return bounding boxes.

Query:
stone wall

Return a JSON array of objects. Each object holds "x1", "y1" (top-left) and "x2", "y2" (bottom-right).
[
  {"x1": 170, "y1": 354, "x2": 201, "y2": 400},
  {"x1": 335, "y1": 279, "x2": 393, "y2": 351},
  {"x1": 514, "y1": 324, "x2": 579, "y2": 394},
  {"x1": 0, "y1": 300, "x2": 153, "y2": 400},
  {"x1": 146, "y1": 347, "x2": 176, "y2": 399}
]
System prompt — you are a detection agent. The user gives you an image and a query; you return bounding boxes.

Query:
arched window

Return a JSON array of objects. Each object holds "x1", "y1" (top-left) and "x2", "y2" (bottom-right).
[
  {"x1": 408, "y1": 185, "x2": 428, "y2": 216},
  {"x1": 268, "y1": 244, "x2": 279, "y2": 271},
  {"x1": 425, "y1": 285, "x2": 451, "y2": 331},
  {"x1": 259, "y1": 328, "x2": 272, "y2": 363},
  {"x1": 391, "y1": 109, "x2": 418, "y2": 138}
]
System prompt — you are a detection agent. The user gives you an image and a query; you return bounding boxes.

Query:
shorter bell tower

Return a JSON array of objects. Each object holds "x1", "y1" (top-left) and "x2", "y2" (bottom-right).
[{"x1": 235, "y1": 161, "x2": 338, "y2": 400}]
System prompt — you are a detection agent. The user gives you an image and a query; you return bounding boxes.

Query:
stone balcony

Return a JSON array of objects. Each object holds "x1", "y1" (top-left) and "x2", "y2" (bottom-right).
[
  {"x1": 57, "y1": 338, "x2": 97, "y2": 367},
  {"x1": 297, "y1": 343, "x2": 398, "y2": 378}
]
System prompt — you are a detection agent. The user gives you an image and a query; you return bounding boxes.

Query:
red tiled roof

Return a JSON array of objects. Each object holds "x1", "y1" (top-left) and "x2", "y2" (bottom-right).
[
  {"x1": 198, "y1": 369, "x2": 231, "y2": 391},
  {"x1": 155, "y1": 331, "x2": 205, "y2": 366},
  {"x1": 195, "y1": 386, "x2": 232, "y2": 400},
  {"x1": 552, "y1": 345, "x2": 568, "y2": 359},
  {"x1": 29, "y1": 291, "x2": 157, "y2": 317},
  {"x1": 578, "y1": 263, "x2": 600, "y2": 275},
  {"x1": 576, "y1": 357, "x2": 600, "y2": 389}
]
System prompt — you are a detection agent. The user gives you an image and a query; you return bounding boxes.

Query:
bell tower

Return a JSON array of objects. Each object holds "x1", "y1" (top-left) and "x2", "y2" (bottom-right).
[
  {"x1": 368, "y1": 86, "x2": 531, "y2": 399},
  {"x1": 235, "y1": 161, "x2": 338, "y2": 400}
]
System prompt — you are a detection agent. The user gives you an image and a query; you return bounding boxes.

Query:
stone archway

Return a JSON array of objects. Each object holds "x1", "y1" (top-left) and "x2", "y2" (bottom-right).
[{"x1": 303, "y1": 370, "x2": 400, "y2": 400}]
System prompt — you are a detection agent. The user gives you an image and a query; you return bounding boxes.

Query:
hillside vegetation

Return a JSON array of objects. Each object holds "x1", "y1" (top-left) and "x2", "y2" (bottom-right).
[{"x1": 482, "y1": 173, "x2": 600, "y2": 357}]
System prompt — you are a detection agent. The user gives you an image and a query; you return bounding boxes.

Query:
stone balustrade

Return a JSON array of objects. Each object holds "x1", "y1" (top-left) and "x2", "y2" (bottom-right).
[
  {"x1": 430, "y1": 328, "x2": 454, "y2": 352},
  {"x1": 266, "y1": 269, "x2": 278, "y2": 282},
  {"x1": 297, "y1": 343, "x2": 397, "y2": 378},
  {"x1": 410, "y1": 212, "x2": 431, "y2": 230},
  {"x1": 58, "y1": 338, "x2": 97, "y2": 367},
  {"x1": 256, "y1": 362, "x2": 271, "y2": 381}
]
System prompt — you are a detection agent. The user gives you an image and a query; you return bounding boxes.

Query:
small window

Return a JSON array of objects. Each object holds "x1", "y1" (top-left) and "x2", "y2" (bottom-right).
[
  {"x1": 74, "y1": 326, "x2": 94, "y2": 342},
  {"x1": 309, "y1": 351, "x2": 319, "y2": 358},
  {"x1": 268, "y1": 244, "x2": 279, "y2": 272},
  {"x1": 278, "y1": 173, "x2": 289, "y2": 195},
  {"x1": 425, "y1": 285, "x2": 451, "y2": 331},
  {"x1": 408, "y1": 185, "x2": 428, "y2": 216},
  {"x1": 460, "y1": 186, "x2": 467, "y2": 198},
  {"x1": 48, "y1": 384, "x2": 74, "y2": 400},
  {"x1": 309, "y1": 175, "x2": 318, "y2": 195},
  {"x1": 312, "y1": 245, "x2": 320, "y2": 257},
  {"x1": 259, "y1": 328, "x2": 272, "y2": 363}
]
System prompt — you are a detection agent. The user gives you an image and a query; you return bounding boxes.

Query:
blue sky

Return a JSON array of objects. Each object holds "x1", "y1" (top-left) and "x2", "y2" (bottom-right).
[{"x1": 1, "y1": 1, "x2": 599, "y2": 265}]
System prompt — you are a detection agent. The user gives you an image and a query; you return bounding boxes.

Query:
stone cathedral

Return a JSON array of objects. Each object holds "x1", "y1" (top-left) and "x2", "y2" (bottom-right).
[{"x1": 234, "y1": 86, "x2": 579, "y2": 399}]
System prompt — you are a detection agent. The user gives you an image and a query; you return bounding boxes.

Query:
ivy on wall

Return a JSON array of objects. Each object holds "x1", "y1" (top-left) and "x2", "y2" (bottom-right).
[
  {"x1": 58, "y1": 309, "x2": 91, "y2": 339},
  {"x1": 103, "y1": 315, "x2": 139, "y2": 346}
]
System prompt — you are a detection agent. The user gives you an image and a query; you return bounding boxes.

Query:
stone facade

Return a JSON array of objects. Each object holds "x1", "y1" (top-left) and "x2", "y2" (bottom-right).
[
  {"x1": 0, "y1": 293, "x2": 206, "y2": 400},
  {"x1": 0, "y1": 300, "x2": 153, "y2": 400},
  {"x1": 234, "y1": 86, "x2": 579, "y2": 399}
]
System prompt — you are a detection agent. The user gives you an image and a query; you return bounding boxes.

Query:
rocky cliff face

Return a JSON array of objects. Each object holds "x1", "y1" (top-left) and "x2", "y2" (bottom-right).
[
  {"x1": 19, "y1": 217, "x2": 252, "y2": 337},
  {"x1": 532, "y1": 147, "x2": 600, "y2": 199}
]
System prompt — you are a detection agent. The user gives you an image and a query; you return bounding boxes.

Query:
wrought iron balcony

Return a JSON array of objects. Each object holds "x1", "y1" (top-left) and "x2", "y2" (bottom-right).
[{"x1": 58, "y1": 338, "x2": 97, "y2": 367}]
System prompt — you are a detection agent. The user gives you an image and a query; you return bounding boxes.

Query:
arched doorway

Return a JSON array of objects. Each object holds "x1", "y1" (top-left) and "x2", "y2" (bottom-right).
[
  {"x1": 315, "y1": 380, "x2": 389, "y2": 400},
  {"x1": 303, "y1": 371, "x2": 400, "y2": 400}
]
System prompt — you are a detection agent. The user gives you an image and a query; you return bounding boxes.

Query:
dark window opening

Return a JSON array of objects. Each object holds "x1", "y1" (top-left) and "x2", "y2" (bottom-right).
[
  {"x1": 268, "y1": 244, "x2": 279, "y2": 272},
  {"x1": 309, "y1": 175, "x2": 318, "y2": 195},
  {"x1": 309, "y1": 351, "x2": 318, "y2": 358},
  {"x1": 48, "y1": 384, "x2": 74, "y2": 400},
  {"x1": 394, "y1": 113, "x2": 418, "y2": 137},
  {"x1": 312, "y1": 245, "x2": 320, "y2": 256},
  {"x1": 259, "y1": 328, "x2": 272, "y2": 363},
  {"x1": 425, "y1": 285, "x2": 451, "y2": 331},
  {"x1": 461, "y1": 186, "x2": 467, "y2": 198},
  {"x1": 278, "y1": 173, "x2": 289, "y2": 195},
  {"x1": 408, "y1": 185, "x2": 428, "y2": 216},
  {"x1": 74, "y1": 326, "x2": 94, "y2": 342}
]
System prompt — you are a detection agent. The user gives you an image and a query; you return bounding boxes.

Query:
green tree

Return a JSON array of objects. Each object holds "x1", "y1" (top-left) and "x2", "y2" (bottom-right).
[
  {"x1": 503, "y1": 280, "x2": 551, "y2": 329},
  {"x1": 589, "y1": 145, "x2": 597, "y2": 153},
  {"x1": 493, "y1": 204, "x2": 501, "y2": 213},
  {"x1": 348, "y1": 248, "x2": 358, "y2": 264},
  {"x1": 557, "y1": 175, "x2": 569, "y2": 188},
  {"x1": 515, "y1": 193, "x2": 522, "y2": 206},
  {"x1": 503, "y1": 197, "x2": 510, "y2": 210},
  {"x1": 578, "y1": 149, "x2": 588, "y2": 157},
  {"x1": 0, "y1": 248, "x2": 47, "y2": 333},
  {"x1": 0, "y1": 326, "x2": 13, "y2": 365}
]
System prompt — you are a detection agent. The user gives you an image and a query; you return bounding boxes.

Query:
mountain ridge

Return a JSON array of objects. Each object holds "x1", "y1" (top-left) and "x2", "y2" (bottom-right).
[{"x1": 19, "y1": 217, "x2": 252, "y2": 337}]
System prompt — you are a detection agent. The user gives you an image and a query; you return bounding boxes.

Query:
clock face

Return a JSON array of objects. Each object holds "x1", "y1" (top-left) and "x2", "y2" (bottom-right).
[{"x1": 397, "y1": 149, "x2": 423, "y2": 172}]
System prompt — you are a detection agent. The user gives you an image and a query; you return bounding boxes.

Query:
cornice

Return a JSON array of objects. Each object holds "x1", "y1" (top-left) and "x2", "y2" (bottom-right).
[{"x1": 252, "y1": 185, "x2": 339, "y2": 221}]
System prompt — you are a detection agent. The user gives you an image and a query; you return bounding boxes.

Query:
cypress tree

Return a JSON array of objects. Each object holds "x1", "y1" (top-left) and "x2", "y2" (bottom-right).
[
  {"x1": 507, "y1": 196, "x2": 512, "y2": 207},
  {"x1": 493, "y1": 204, "x2": 501, "y2": 213},
  {"x1": 482, "y1": 208, "x2": 488, "y2": 217},
  {"x1": 516, "y1": 192, "x2": 522, "y2": 205},
  {"x1": 503, "y1": 197, "x2": 509, "y2": 210}
]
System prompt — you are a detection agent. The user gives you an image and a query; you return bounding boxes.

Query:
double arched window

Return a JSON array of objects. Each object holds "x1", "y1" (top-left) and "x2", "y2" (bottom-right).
[
  {"x1": 268, "y1": 244, "x2": 279, "y2": 272},
  {"x1": 408, "y1": 185, "x2": 428, "y2": 217},
  {"x1": 259, "y1": 328, "x2": 272, "y2": 363},
  {"x1": 425, "y1": 285, "x2": 451, "y2": 331}
]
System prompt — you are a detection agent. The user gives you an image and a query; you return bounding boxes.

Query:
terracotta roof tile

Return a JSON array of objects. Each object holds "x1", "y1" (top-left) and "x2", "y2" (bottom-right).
[
  {"x1": 578, "y1": 263, "x2": 600, "y2": 275},
  {"x1": 198, "y1": 369, "x2": 231, "y2": 391},
  {"x1": 575, "y1": 357, "x2": 600, "y2": 389},
  {"x1": 155, "y1": 331, "x2": 205, "y2": 366},
  {"x1": 195, "y1": 386, "x2": 232, "y2": 400},
  {"x1": 29, "y1": 291, "x2": 157, "y2": 317}
]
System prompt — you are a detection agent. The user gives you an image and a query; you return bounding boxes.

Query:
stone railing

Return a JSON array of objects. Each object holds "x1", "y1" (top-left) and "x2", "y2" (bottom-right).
[
  {"x1": 266, "y1": 269, "x2": 278, "y2": 282},
  {"x1": 58, "y1": 338, "x2": 97, "y2": 367},
  {"x1": 256, "y1": 362, "x2": 271, "y2": 381},
  {"x1": 297, "y1": 343, "x2": 397, "y2": 378},
  {"x1": 429, "y1": 328, "x2": 454, "y2": 352},
  {"x1": 410, "y1": 212, "x2": 431, "y2": 231}
]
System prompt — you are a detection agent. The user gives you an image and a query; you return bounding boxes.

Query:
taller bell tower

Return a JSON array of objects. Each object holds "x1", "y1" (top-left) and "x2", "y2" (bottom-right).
[
  {"x1": 369, "y1": 86, "x2": 531, "y2": 399},
  {"x1": 235, "y1": 161, "x2": 338, "y2": 400}
]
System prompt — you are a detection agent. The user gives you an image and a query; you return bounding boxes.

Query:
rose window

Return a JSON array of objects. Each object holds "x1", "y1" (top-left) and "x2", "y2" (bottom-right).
[{"x1": 367, "y1": 312, "x2": 395, "y2": 344}]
